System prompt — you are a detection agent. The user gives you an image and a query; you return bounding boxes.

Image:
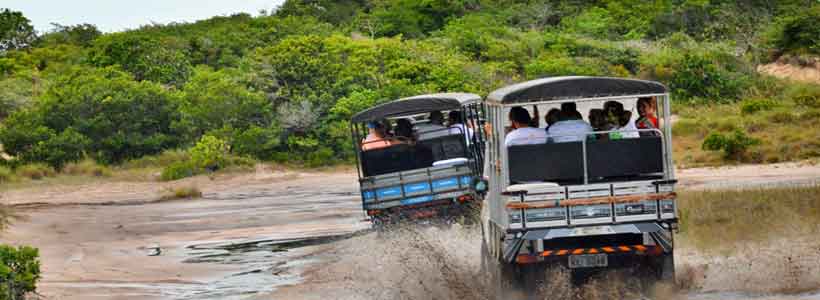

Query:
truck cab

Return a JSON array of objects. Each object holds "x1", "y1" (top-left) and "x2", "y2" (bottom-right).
[
  {"x1": 480, "y1": 77, "x2": 678, "y2": 294},
  {"x1": 351, "y1": 93, "x2": 487, "y2": 225}
]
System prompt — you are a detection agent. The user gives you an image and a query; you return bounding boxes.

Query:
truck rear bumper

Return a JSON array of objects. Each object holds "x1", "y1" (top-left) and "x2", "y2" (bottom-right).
[{"x1": 368, "y1": 194, "x2": 479, "y2": 223}]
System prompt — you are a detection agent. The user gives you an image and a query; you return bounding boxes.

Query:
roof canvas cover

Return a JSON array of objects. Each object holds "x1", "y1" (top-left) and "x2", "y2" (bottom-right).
[
  {"x1": 487, "y1": 76, "x2": 668, "y2": 104},
  {"x1": 351, "y1": 93, "x2": 481, "y2": 123}
]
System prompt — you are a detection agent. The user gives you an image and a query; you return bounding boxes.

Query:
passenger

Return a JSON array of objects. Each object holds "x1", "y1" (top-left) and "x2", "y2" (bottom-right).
[
  {"x1": 448, "y1": 111, "x2": 474, "y2": 144},
  {"x1": 618, "y1": 110, "x2": 640, "y2": 139},
  {"x1": 561, "y1": 102, "x2": 582, "y2": 119},
  {"x1": 361, "y1": 122, "x2": 394, "y2": 151},
  {"x1": 416, "y1": 111, "x2": 448, "y2": 140},
  {"x1": 394, "y1": 118, "x2": 415, "y2": 143},
  {"x1": 636, "y1": 97, "x2": 660, "y2": 136},
  {"x1": 588, "y1": 108, "x2": 608, "y2": 140},
  {"x1": 505, "y1": 106, "x2": 548, "y2": 146},
  {"x1": 547, "y1": 109, "x2": 594, "y2": 143},
  {"x1": 544, "y1": 108, "x2": 561, "y2": 131}
]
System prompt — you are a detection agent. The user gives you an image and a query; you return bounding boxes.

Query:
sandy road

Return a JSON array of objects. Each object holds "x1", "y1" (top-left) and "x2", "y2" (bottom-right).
[{"x1": 1, "y1": 162, "x2": 820, "y2": 299}]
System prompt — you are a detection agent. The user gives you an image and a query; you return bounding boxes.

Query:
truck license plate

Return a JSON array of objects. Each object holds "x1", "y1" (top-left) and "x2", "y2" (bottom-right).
[{"x1": 569, "y1": 254, "x2": 608, "y2": 269}]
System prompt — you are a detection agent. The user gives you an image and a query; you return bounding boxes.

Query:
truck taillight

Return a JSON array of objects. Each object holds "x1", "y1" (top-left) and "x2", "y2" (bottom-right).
[{"x1": 660, "y1": 199, "x2": 676, "y2": 219}]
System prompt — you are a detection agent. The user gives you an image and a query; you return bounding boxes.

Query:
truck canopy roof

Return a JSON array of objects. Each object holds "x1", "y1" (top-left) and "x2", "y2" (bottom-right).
[
  {"x1": 351, "y1": 93, "x2": 481, "y2": 123},
  {"x1": 487, "y1": 76, "x2": 668, "y2": 105}
]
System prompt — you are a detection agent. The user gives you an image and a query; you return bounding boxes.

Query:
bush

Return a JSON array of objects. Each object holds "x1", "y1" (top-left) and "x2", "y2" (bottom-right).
[
  {"x1": 306, "y1": 147, "x2": 334, "y2": 168},
  {"x1": 764, "y1": 6, "x2": 820, "y2": 57},
  {"x1": 232, "y1": 126, "x2": 282, "y2": 161},
  {"x1": 160, "y1": 161, "x2": 196, "y2": 181},
  {"x1": 15, "y1": 164, "x2": 56, "y2": 180},
  {"x1": 740, "y1": 99, "x2": 779, "y2": 115},
  {"x1": 159, "y1": 186, "x2": 202, "y2": 201},
  {"x1": 768, "y1": 110, "x2": 796, "y2": 123},
  {"x1": 0, "y1": 245, "x2": 41, "y2": 300},
  {"x1": 189, "y1": 135, "x2": 229, "y2": 171},
  {"x1": 702, "y1": 130, "x2": 761, "y2": 160}
]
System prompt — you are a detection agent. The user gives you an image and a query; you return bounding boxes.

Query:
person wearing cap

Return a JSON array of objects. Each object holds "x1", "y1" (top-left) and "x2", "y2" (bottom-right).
[{"x1": 361, "y1": 122, "x2": 394, "y2": 151}]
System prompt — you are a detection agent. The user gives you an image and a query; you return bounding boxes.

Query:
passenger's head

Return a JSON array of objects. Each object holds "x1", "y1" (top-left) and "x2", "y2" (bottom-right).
[
  {"x1": 448, "y1": 111, "x2": 463, "y2": 125},
  {"x1": 395, "y1": 118, "x2": 414, "y2": 139},
  {"x1": 428, "y1": 111, "x2": 444, "y2": 125},
  {"x1": 637, "y1": 97, "x2": 657, "y2": 117},
  {"x1": 558, "y1": 109, "x2": 580, "y2": 122},
  {"x1": 508, "y1": 106, "x2": 532, "y2": 129},
  {"x1": 545, "y1": 108, "x2": 561, "y2": 126},
  {"x1": 561, "y1": 102, "x2": 577, "y2": 113},
  {"x1": 603, "y1": 101, "x2": 625, "y2": 125},
  {"x1": 367, "y1": 122, "x2": 386, "y2": 137},
  {"x1": 588, "y1": 109, "x2": 606, "y2": 129}
]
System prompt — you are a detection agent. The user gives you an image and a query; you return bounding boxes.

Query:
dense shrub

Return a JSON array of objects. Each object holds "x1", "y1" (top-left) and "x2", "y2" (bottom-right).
[
  {"x1": 88, "y1": 33, "x2": 192, "y2": 86},
  {"x1": 0, "y1": 245, "x2": 41, "y2": 300},
  {"x1": 702, "y1": 130, "x2": 761, "y2": 160},
  {"x1": 0, "y1": 67, "x2": 182, "y2": 166},
  {"x1": 232, "y1": 126, "x2": 282, "y2": 161},
  {"x1": 740, "y1": 99, "x2": 779, "y2": 115},
  {"x1": 763, "y1": 6, "x2": 820, "y2": 57},
  {"x1": 189, "y1": 135, "x2": 229, "y2": 171}
]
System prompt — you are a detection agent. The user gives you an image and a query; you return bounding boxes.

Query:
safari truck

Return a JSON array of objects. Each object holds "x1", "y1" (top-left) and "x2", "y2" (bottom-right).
[
  {"x1": 480, "y1": 77, "x2": 678, "y2": 295},
  {"x1": 350, "y1": 93, "x2": 488, "y2": 225}
]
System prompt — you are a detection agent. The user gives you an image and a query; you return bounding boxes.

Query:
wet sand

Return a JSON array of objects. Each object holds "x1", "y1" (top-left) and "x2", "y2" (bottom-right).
[{"x1": 2, "y1": 162, "x2": 820, "y2": 299}]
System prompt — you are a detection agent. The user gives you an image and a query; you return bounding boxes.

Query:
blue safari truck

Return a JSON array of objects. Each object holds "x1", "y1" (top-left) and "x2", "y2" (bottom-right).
[{"x1": 350, "y1": 93, "x2": 488, "y2": 225}]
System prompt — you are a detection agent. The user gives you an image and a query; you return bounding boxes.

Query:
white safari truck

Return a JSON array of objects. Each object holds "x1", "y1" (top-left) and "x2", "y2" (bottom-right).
[{"x1": 480, "y1": 77, "x2": 678, "y2": 295}]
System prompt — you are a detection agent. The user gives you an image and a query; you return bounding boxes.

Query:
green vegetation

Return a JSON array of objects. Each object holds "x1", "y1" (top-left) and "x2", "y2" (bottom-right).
[
  {"x1": 0, "y1": 1, "x2": 819, "y2": 173},
  {"x1": 159, "y1": 185, "x2": 203, "y2": 201},
  {"x1": 0, "y1": 245, "x2": 41, "y2": 300},
  {"x1": 678, "y1": 186, "x2": 820, "y2": 250}
]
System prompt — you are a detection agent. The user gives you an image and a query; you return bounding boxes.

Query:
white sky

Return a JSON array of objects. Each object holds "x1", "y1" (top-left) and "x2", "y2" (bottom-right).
[{"x1": 3, "y1": 0, "x2": 287, "y2": 33}]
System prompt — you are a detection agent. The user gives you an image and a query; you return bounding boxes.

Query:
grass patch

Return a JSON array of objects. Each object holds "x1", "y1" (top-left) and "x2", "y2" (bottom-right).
[
  {"x1": 0, "y1": 165, "x2": 15, "y2": 183},
  {"x1": 15, "y1": 164, "x2": 56, "y2": 180},
  {"x1": 678, "y1": 186, "x2": 820, "y2": 250},
  {"x1": 673, "y1": 86, "x2": 820, "y2": 167},
  {"x1": 62, "y1": 159, "x2": 112, "y2": 177},
  {"x1": 159, "y1": 186, "x2": 203, "y2": 201}
]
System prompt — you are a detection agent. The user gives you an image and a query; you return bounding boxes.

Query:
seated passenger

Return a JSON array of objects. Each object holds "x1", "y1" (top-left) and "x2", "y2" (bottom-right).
[
  {"x1": 636, "y1": 97, "x2": 660, "y2": 137},
  {"x1": 394, "y1": 118, "x2": 415, "y2": 143},
  {"x1": 547, "y1": 109, "x2": 594, "y2": 143},
  {"x1": 361, "y1": 122, "x2": 394, "y2": 151},
  {"x1": 588, "y1": 108, "x2": 608, "y2": 140},
  {"x1": 544, "y1": 108, "x2": 561, "y2": 131},
  {"x1": 603, "y1": 101, "x2": 638, "y2": 140},
  {"x1": 505, "y1": 106, "x2": 547, "y2": 146},
  {"x1": 416, "y1": 111, "x2": 448, "y2": 140},
  {"x1": 447, "y1": 111, "x2": 474, "y2": 144}
]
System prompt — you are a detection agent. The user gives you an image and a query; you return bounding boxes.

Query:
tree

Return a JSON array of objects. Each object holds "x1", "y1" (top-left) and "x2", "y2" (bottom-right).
[
  {"x1": 176, "y1": 67, "x2": 273, "y2": 140},
  {"x1": 0, "y1": 245, "x2": 41, "y2": 300},
  {"x1": 0, "y1": 66, "x2": 183, "y2": 165},
  {"x1": 88, "y1": 33, "x2": 192, "y2": 86},
  {"x1": 38, "y1": 23, "x2": 101, "y2": 47},
  {"x1": 0, "y1": 9, "x2": 36, "y2": 51}
]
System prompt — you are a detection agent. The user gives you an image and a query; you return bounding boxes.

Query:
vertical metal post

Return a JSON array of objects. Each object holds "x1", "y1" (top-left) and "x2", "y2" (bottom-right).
[
  {"x1": 582, "y1": 138, "x2": 589, "y2": 184},
  {"x1": 662, "y1": 94, "x2": 675, "y2": 180}
]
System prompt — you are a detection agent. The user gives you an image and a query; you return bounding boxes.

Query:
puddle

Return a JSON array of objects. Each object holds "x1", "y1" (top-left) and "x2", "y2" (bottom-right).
[{"x1": 175, "y1": 233, "x2": 360, "y2": 299}]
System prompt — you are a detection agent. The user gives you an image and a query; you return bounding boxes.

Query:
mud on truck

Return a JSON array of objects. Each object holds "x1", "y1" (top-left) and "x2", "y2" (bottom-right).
[
  {"x1": 480, "y1": 77, "x2": 678, "y2": 296},
  {"x1": 351, "y1": 93, "x2": 488, "y2": 225}
]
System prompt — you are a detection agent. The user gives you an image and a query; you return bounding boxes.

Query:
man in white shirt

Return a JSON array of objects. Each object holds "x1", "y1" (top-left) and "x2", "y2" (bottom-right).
[
  {"x1": 547, "y1": 108, "x2": 593, "y2": 143},
  {"x1": 447, "y1": 111, "x2": 474, "y2": 145},
  {"x1": 416, "y1": 111, "x2": 448, "y2": 140},
  {"x1": 505, "y1": 107, "x2": 548, "y2": 146}
]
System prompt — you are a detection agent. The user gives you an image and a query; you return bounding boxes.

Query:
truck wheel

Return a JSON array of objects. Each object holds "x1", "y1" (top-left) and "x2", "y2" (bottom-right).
[
  {"x1": 483, "y1": 238, "x2": 517, "y2": 299},
  {"x1": 657, "y1": 252, "x2": 675, "y2": 283}
]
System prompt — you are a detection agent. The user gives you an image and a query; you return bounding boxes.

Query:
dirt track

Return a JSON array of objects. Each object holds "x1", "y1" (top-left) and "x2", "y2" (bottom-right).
[{"x1": 2, "y1": 162, "x2": 820, "y2": 299}]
